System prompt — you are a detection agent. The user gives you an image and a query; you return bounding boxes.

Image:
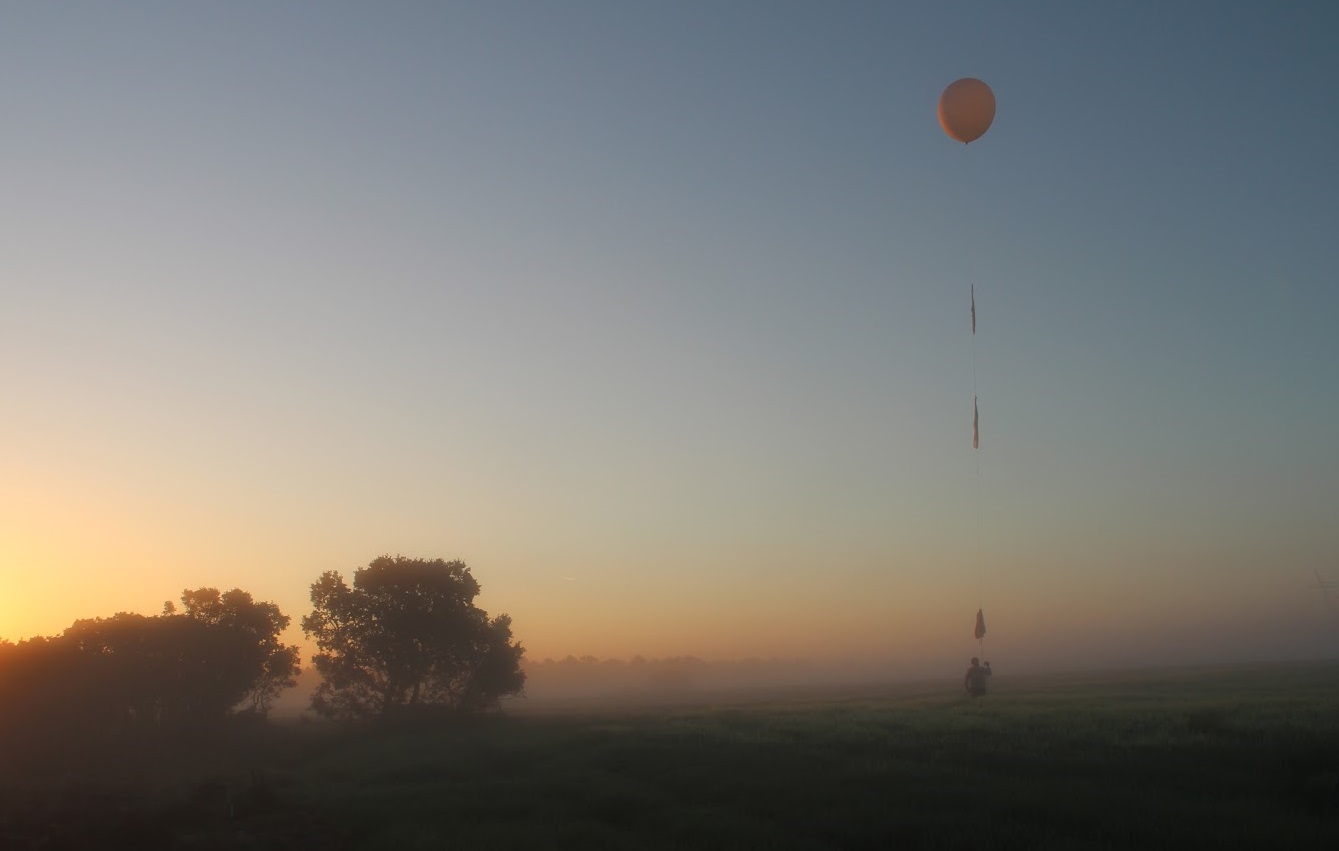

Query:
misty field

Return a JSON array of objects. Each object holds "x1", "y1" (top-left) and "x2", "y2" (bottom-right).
[{"x1": 3, "y1": 662, "x2": 1337, "y2": 849}]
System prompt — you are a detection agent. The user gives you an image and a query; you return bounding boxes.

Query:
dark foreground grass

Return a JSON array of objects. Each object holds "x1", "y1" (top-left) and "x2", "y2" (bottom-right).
[{"x1": 3, "y1": 661, "x2": 1338, "y2": 849}]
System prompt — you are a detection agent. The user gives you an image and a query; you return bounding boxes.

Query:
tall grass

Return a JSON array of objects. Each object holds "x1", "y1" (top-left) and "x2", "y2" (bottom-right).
[{"x1": 3, "y1": 662, "x2": 1337, "y2": 849}]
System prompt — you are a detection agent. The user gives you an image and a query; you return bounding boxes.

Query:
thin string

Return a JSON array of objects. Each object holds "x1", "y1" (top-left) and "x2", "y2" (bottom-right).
[
  {"x1": 965, "y1": 143, "x2": 986, "y2": 659},
  {"x1": 973, "y1": 291, "x2": 984, "y2": 659},
  {"x1": 973, "y1": 290, "x2": 982, "y2": 609}
]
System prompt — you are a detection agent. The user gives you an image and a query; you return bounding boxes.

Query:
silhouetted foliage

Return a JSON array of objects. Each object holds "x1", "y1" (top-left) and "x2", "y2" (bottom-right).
[
  {"x1": 301, "y1": 556, "x2": 525, "y2": 722},
  {"x1": 0, "y1": 588, "x2": 299, "y2": 747},
  {"x1": 177, "y1": 587, "x2": 301, "y2": 715}
]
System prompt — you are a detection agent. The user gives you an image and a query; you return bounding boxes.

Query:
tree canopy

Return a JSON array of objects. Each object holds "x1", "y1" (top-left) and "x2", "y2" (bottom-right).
[
  {"x1": 0, "y1": 588, "x2": 299, "y2": 744},
  {"x1": 302, "y1": 556, "x2": 525, "y2": 722},
  {"x1": 175, "y1": 587, "x2": 302, "y2": 715}
]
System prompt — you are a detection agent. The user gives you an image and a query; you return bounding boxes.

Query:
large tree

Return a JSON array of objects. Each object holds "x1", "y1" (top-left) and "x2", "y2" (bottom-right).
[
  {"x1": 175, "y1": 587, "x2": 302, "y2": 715},
  {"x1": 302, "y1": 556, "x2": 526, "y2": 722}
]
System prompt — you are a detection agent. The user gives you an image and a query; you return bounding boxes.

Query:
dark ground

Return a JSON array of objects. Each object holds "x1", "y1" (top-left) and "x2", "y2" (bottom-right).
[{"x1": 3, "y1": 661, "x2": 1337, "y2": 849}]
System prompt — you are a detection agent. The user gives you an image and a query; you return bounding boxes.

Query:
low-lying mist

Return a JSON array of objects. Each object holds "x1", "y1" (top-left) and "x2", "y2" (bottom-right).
[{"x1": 269, "y1": 654, "x2": 935, "y2": 717}]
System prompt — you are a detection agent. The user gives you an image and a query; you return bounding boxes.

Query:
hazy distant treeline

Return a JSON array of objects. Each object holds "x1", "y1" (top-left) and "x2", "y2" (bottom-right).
[{"x1": 519, "y1": 655, "x2": 827, "y2": 702}]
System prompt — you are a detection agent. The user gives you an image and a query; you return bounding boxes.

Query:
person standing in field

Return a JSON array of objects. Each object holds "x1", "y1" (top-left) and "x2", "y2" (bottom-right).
[{"x1": 964, "y1": 657, "x2": 992, "y2": 697}]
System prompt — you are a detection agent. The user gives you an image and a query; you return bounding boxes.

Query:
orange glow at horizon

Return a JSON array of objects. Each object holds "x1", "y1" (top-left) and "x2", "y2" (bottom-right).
[{"x1": 5, "y1": 474, "x2": 1335, "y2": 679}]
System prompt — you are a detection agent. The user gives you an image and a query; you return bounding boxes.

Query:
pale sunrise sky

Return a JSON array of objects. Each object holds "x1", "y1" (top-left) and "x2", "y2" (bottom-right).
[{"x1": 3, "y1": 1, "x2": 1337, "y2": 677}]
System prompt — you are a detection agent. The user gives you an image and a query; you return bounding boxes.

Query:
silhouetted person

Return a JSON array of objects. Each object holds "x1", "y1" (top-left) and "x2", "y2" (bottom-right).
[{"x1": 964, "y1": 657, "x2": 991, "y2": 697}]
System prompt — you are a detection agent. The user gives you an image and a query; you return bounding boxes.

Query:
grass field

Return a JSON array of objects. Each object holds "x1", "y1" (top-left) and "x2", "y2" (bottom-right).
[{"x1": 3, "y1": 661, "x2": 1338, "y2": 849}]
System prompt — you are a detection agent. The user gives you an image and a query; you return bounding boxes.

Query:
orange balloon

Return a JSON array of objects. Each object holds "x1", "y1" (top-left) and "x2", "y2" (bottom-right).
[{"x1": 938, "y1": 78, "x2": 996, "y2": 144}]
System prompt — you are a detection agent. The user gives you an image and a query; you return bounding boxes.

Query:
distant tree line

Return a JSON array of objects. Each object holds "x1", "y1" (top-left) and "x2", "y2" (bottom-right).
[
  {"x1": 522, "y1": 654, "x2": 823, "y2": 698},
  {"x1": 0, "y1": 556, "x2": 526, "y2": 747}
]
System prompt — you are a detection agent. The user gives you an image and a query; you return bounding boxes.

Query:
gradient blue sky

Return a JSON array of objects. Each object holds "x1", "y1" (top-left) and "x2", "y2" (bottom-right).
[{"x1": 3, "y1": 1, "x2": 1337, "y2": 676}]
